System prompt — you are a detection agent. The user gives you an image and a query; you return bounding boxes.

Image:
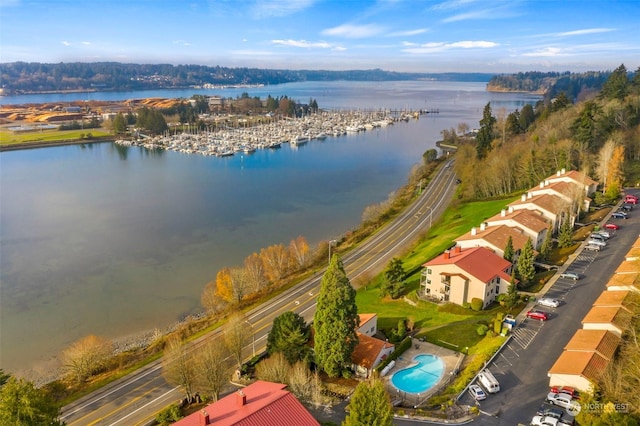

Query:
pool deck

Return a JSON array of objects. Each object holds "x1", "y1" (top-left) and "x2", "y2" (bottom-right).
[{"x1": 384, "y1": 338, "x2": 464, "y2": 408}]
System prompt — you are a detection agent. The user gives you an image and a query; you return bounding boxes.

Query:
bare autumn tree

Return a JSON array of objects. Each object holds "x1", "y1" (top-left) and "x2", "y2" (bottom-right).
[
  {"x1": 260, "y1": 244, "x2": 289, "y2": 282},
  {"x1": 196, "y1": 340, "x2": 232, "y2": 402},
  {"x1": 62, "y1": 334, "x2": 112, "y2": 383},
  {"x1": 201, "y1": 280, "x2": 227, "y2": 314},
  {"x1": 287, "y1": 360, "x2": 314, "y2": 402},
  {"x1": 289, "y1": 236, "x2": 310, "y2": 269},
  {"x1": 224, "y1": 313, "x2": 249, "y2": 368},
  {"x1": 162, "y1": 335, "x2": 197, "y2": 402},
  {"x1": 255, "y1": 351, "x2": 291, "y2": 384},
  {"x1": 244, "y1": 252, "x2": 267, "y2": 293},
  {"x1": 215, "y1": 267, "x2": 250, "y2": 305}
]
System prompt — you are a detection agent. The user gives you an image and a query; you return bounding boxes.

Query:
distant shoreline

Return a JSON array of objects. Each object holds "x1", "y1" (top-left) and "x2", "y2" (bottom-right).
[{"x1": 0, "y1": 136, "x2": 113, "y2": 152}]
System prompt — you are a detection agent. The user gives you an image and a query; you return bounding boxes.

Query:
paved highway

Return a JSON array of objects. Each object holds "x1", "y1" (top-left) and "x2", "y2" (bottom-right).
[{"x1": 60, "y1": 159, "x2": 459, "y2": 425}]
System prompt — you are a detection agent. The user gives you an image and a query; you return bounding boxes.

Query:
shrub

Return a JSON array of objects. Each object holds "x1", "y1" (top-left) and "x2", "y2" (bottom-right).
[
  {"x1": 156, "y1": 403, "x2": 183, "y2": 425},
  {"x1": 470, "y1": 298, "x2": 483, "y2": 311},
  {"x1": 476, "y1": 325, "x2": 488, "y2": 336},
  {"x1": 493, "y1": 319, "x2": 502, "y2": 334}
]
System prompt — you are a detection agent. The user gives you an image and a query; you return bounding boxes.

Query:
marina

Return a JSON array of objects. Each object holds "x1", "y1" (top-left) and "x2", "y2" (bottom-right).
[{"x1": 115, "y1": 109, "x2": 422, "y2": 156}]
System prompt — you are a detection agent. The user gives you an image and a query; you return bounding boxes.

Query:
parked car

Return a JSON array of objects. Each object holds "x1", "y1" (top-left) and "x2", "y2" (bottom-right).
[
  {"x1": 538, "y1": 298, "x2": 561, "y2": 308},
  {"x1": 531, "y1": 415, "x2": 573, "y2": 426},
  {"x1": 468, "y1": 384, "x2": 486, "y2": 401},
  {"x1": 536, "y1": 404, "x2": 564, "y2": 419},
  {"x1": 603, "y1": 223, "x2": 620, "y2": 230},
  {"x1": 586, "y1": 239, "x2": 607, "y2": 247},
  {"x1": 550, "y1": 386, "x2": 580, "y2": 399},
  {"x1": 620, "y1": 204, "x2": 633, "y2": 212},
  {"x1": 560, "y1": 272, "x2": 580, "y2": 280},
  {"x1": 584, "y1": 244, "x2": 602, "y2": 252},
  {"x1": 527, "y1": 310, "x2": 549, "y2": 321},
  {"x1": 611, "y1": 212, "x2": 628, "y2": 219},
  {"x1": 625, "y1": 195, "x2": 638, "y2": 204},
  {"x1": 595, "y1": 230, "x2": 610, "y2": 239},
  {"x1": 589, "y1": 233, "x2": 605, "y2": 241},
  {"x1": 546, "y1": 392, "x2": 579, "y2": 411}
]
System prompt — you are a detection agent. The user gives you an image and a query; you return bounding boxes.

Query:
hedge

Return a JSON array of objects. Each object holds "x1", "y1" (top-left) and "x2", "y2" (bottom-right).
[{"x1": 375, "y1": 336, "x2": 412, "y2": 373}]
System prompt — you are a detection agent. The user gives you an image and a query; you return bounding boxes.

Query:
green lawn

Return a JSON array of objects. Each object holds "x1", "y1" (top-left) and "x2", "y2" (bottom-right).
[
  {"x1": 356, "y1": 195, "x2": 523, "y2": 348},
  {"x1": 0, "y1": 128, "x2": 112, "y2": 146}
]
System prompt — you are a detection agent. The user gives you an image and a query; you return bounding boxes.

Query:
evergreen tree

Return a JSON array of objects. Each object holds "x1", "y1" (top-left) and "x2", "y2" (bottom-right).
[
  {"x1": 558, "y1": 217, "x2": 574, "y2": 248},
  {"x1": 112, "y1": 112, "x2": 127, "y2": 135},
  {"x1": 475, "y1": 102, "x2": 496, "y2": 159},
  {"x1": 314, "y1": 255, "x2": 359, "y2": 378},
  {"x1": 519, "y1": 103, "x2": 535, "y2": 131},
  {"x1": 343, "y1": 378, "x2": 393, "y2": 426},
  {"x1": 600, "y1": 64, "x2": 629, "y2": 101},
  {"x1": 516, "y1": 238, "x2": 536, "y2": 283},
  {"x1": 503, "y1": 236, "x2": 514, "y2": 262},
  {"x1": 0, "y1": 377, "x2": 64, "y2": 426},
  {"x1": 504, "y1": 271, "x2": 519, "y2": 307},
  {"x1": 538, "y1": 226, "x2": 553, "y2": 261},
  {"x1": 266, "y1": 311, "x2": 311, "y2": 364},
  {"x1": 380, "y1": 257, "x2": 406, "y2": 299}
]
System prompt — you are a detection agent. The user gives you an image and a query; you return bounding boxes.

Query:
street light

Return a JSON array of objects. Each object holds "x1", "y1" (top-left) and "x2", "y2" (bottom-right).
[
  {"x1": 245, "y1": 320, "x2": 256, "y2": 358},
  {"x1": 328, "y1": 239, "x2": 337, "y2": 264}
]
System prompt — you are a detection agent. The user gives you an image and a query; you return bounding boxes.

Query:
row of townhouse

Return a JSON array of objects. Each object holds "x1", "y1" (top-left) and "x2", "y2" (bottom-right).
[
  {"x1": 421, "y1": 169, "x2": 597, "y2": 309},
  {"x1": 547, "y1": 236, "x2": 640, "y2": 392}
]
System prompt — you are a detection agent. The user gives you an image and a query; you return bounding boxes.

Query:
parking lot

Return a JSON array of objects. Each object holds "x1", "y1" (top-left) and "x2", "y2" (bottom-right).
[{"x1": 459, "y1": 190, "x2": 639, "y2": 425}]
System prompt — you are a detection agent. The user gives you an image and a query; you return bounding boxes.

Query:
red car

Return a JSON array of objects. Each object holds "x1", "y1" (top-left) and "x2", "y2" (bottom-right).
[
  {"x1": 603, "y1": 223, "x2": 619, "y2": 230},
  {"x1": 526, "y1": 310, "x2": 549, "y2": 321},
  {"x1": 550, "y1": 386, "x2": 580, "y2": 399}
]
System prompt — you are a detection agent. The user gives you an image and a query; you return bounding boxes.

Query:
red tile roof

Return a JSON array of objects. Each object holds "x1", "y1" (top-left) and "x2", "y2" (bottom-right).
[
  {"x1": 423, "y1": 247, "x2": 512, "y2": 283},
  {"x1": 508, "y1": 193, "x2": 568, "y2": 215},
  {"x1": 173, "y1": 381, "x2": 319, "y2": 426},
  {"x1": 455, "y1": 224, "x2": 532, "y2": 254},
  {"x1": 548, "y1": 351, "x2": 609, "y2": 382},
  {"x1": 563, "y1": 329, "x2": 620, "y2": 360},
  {"x1": 486, "y1": 209, "x2": 550, "y2": 233},
  {"x1": 351, "y1": 332, "x2": 394, "y2": 370}
]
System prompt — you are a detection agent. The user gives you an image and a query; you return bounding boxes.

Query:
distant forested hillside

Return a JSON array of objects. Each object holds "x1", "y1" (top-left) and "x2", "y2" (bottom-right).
[
  {"x1": 487, "y1": 70, "x2": 612, "y2": 101},
  {"x1": 0, "y1": 62, "x2": 492, "y2": 95}
]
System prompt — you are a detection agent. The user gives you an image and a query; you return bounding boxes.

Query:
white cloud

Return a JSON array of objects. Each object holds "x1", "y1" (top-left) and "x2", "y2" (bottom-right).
[
  {"x1": 431, "y1": 0, "x2": 478, "y2": 11},
  {"x1": 521, "y1": 47, "x2": 568, "y2": 57},
  {"x1": 81, "y1": 41, "x2": 91, "y2": 46},
  {"x1": 251, "y1": 0, "x2": 316, "y2": 18},
  {"x1": 231, "y1": 49, "x2": 275, "y2": 56},
  {"x1": 555, "y1": 28, "x2": 616, "y2": 37},
  {"x1": 271, "y1": 39, "x2": 333, "y2": 48},
  {"x1": 402, "y1": 40, "x2": 498, "y2": 54},
  {"x1": 332, "y1": 46, "x2": 347, "y2": 51},
  {"x1": 321, "y1": 24, "x2": 385, "y2": 38},
  {"x1": 389, "y1": 28, "x2": 428, "y2": 37},
  {"x1": 61, "y1": 41, "x2": 71, "y2": 46}
]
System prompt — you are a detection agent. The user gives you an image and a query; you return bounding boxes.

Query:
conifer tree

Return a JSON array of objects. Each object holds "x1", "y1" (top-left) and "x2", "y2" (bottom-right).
[
  {"x1": 516, "y1": 237, "x2": 536, "y2": 283},
  {"x1": 558, "y1": 217, "x2": 574, "y2": 248},
  {"x1": 343, "y1": 378, "x2": 393, "y2": 426},
  {"x1": 314, "y1": 255, "x2": 359, "y2": 378},
  {"x1": 503, "y1": 236, "x2": 514, "y2": 262},
  {"x1": 538, "y1": 226, "x2": 553, "y2": 261},
  {"x1": 475, "y1": 102, "x2": 496, "y2": 159}
]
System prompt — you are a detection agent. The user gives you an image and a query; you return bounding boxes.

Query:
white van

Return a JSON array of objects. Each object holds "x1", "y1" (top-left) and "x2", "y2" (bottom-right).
[{"x1": 477, "y1": 369, "x2": 500, "y2": 393}]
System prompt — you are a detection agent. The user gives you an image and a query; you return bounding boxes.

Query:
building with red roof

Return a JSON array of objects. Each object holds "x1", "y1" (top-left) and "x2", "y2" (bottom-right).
[
  {"x1": 421, "y1": 246, "x2": 513, "y2": 309},
  {"x1": 173, "y1": 381, "x2": 319, "y2": 426}
]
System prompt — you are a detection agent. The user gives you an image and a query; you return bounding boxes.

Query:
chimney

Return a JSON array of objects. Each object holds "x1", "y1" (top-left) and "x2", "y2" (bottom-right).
[
  {"x1": 501, "y1": 209, "x2": 506, "y2": 217},
  {"x1": 454, "y1": 245, "x2": 461, "y2": 254},
  {"x1": 508, "y1": 206, "x2": 514, "y2": 213},
  {"x1": 200, "y1": 410, "x2": 210, "y2": 426},
  {"x1": 539, "y1": 181, "x2": 544, "y2": 188},
  {"x1": 561, "y1": 168, "x2": 566, "y2": 174},
  {"x1": 480, "y1": 222, "x2": 486, "y2": 231},
  {"x1": 236, "y1": 390, "x2": 247, "y2": 407},
  {"x1": 556, "y1": 170, "x2": 561, "y2": 176},
  {"x1": 471, "y1": 227, "x2": 477, "y2": 236},
  {"x1": 443, "y1": 250, "x2": 451, "y2": 260},
  {"x1": 544, "y1": 179, "x2": 549, "y2": 186},
  {"x1": 521, "y1": 194, "x2": 526, "y2": 202},
  {"x1": 527, "y1": 192, "x2": 532, "y2": 199}
]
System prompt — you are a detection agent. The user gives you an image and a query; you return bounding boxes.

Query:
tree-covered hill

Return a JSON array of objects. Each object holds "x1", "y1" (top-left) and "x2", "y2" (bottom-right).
[
  {"x1": 0, "y1": 61, "x2": 493, "y2": 95},
  {"x1": 456, "y1": 64, "x2": 640, "y2": 201},
  {"x1": 487, "y1": 70, "x2": 612, "y2": 101}
]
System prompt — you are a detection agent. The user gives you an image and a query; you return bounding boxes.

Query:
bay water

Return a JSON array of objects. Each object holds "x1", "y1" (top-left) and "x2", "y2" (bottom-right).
[{"x1": 0, "y1": 81, "x2": 540, "y2": 378}]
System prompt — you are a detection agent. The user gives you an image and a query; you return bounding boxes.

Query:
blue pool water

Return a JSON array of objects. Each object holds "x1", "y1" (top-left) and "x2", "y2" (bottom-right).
[{"x1": 391, "y1": 354, "x2": 445, "y2": 394}]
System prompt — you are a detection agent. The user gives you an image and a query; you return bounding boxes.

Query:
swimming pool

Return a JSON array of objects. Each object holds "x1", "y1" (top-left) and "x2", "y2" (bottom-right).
[{"x1": 391, "y1": 354, "x2": 445, "y2": 394}]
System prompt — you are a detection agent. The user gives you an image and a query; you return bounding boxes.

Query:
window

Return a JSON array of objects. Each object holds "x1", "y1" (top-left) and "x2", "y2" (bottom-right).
[
  {"x1": 427, "y1": 268, "x2": 432, "y2": 274},
  {"x1": 496, "y1": 286, "x2": 500, "y2": 293},
  {"x1": 426, "y1": 279, "x2": 431, "y2": 284}
]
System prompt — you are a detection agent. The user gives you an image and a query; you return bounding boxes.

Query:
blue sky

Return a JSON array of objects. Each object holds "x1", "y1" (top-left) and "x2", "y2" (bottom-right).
[{"x1": 1, "y1": 0, "x2": 638, "y2": 73}]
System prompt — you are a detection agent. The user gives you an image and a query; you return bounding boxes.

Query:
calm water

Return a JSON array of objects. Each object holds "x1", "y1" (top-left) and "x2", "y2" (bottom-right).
[
  {"x1": 391, "y1": 354, "x2": 445, "y2": 394},
  {"x1": 0, "y1": 81, "x2": 540, "y2": 377}
]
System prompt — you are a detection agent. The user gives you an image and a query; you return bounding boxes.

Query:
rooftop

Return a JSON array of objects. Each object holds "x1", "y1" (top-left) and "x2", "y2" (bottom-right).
[
  {"x1": 455, "y1": 224, "x2": 532, "y2": 254},
  {"x1": 508, "y1": 193, "x2": 568, "y2": 216},
  {"x1": 351, "y1": 332, "x2": 394, "y2": 369},
  {"x1": 564, "y1": 329, "x2": 620, "y2": 360},
  {"x1": 593, "y1": 290, "x2": 632, "y2": 308},
  {"x1": 582, "y1": 306, "x2": 633, "y2": 328},
  {"x1": 485, "y1": 208, "x2": 550, "y2": 233},
  {"x1": 548, "y1": 351, "x2": 609, "y2": 382},
  {"x1": 424, "y1": 246, "x2": 512, "y2": 283},
  {"x1": 173, "y1": 381, "x2": 319, "y2": 426}
]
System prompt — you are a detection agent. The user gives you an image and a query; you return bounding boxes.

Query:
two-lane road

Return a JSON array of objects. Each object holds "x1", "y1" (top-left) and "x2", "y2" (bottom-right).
[{"x1": 61, "y1": 159, "x2": 459, "y2": 425}]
